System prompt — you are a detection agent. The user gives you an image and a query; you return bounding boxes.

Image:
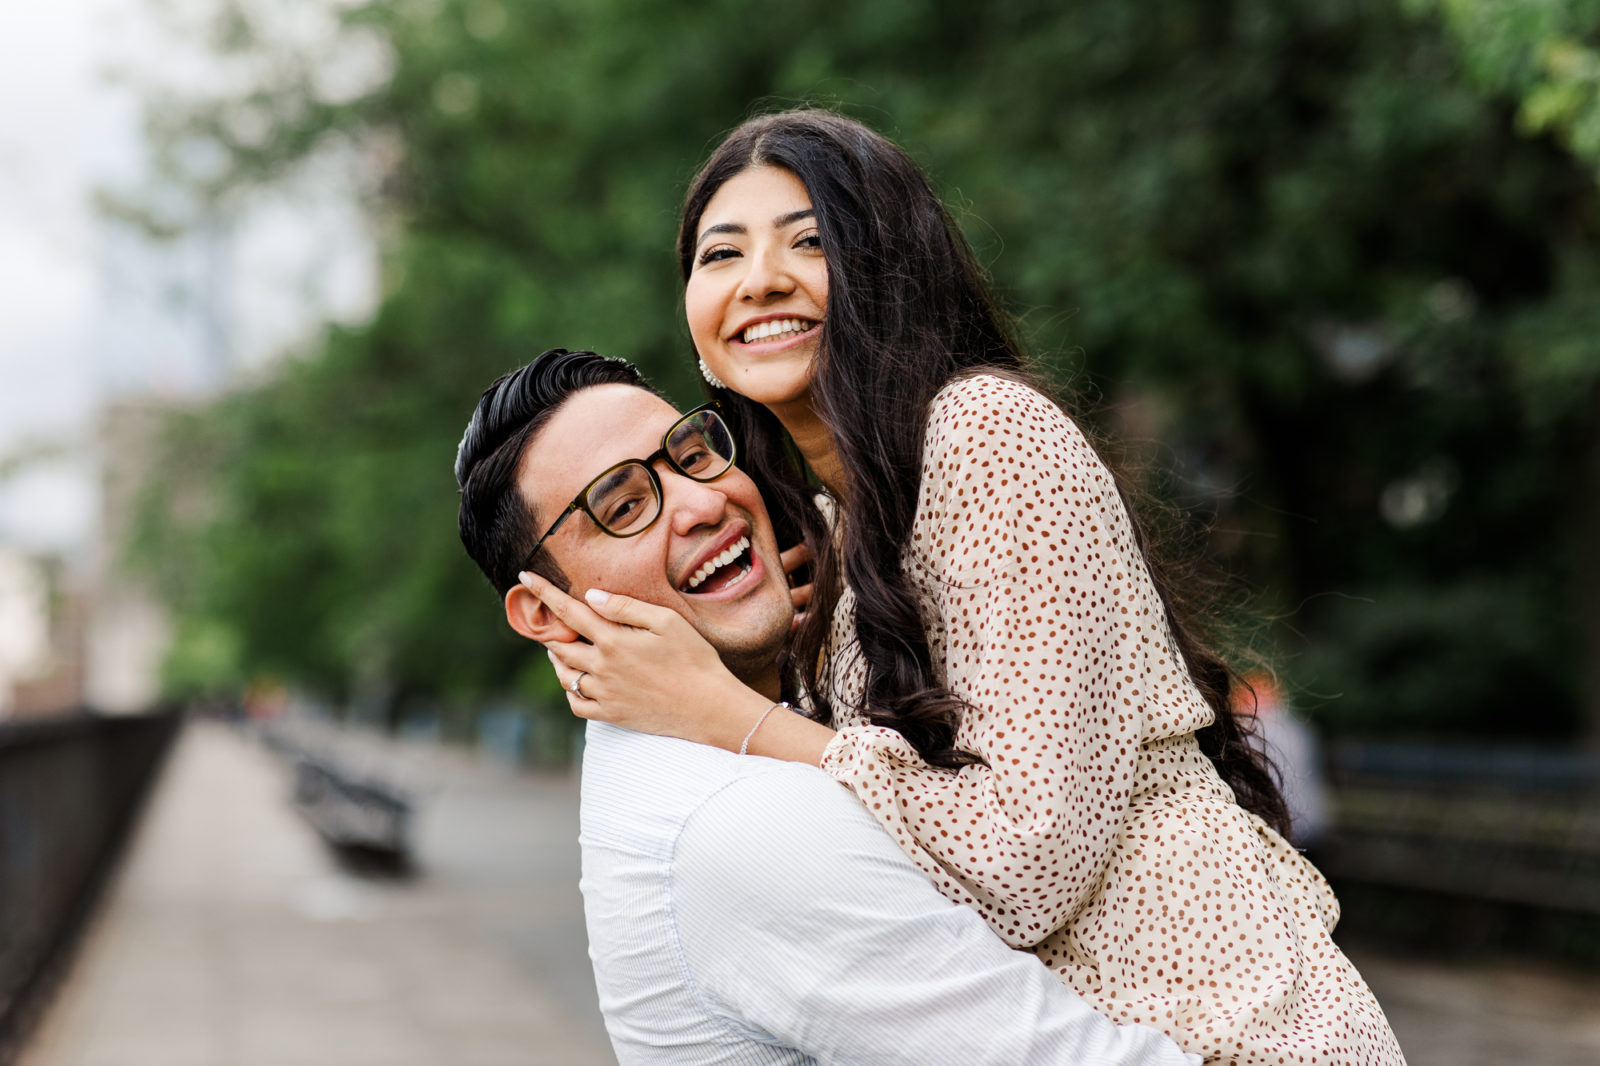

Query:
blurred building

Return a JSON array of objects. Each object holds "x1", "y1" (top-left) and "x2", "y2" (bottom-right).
[
  {"x1": 0, "y1": 546, "x2": 85, "y2": 716},
  {"x1": 0, "y1": 4, "x2": 378, "y2": 717},
  {"x1": 0, "y1": 548, "x2": 52, "y2": 715},
  {"x1": 81, "y1": 399, "x2": 178, "y2": 713}
]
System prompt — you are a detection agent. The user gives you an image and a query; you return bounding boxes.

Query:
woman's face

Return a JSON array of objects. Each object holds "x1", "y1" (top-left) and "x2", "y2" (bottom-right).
[{"x1": 685, "y1": 166, "x2": 828, "y2": 412}]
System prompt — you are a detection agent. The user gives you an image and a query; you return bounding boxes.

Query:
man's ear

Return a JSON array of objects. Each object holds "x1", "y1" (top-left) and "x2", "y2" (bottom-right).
[{"x1": 504, "y1": 582, "x2": 582, "y2": 644}]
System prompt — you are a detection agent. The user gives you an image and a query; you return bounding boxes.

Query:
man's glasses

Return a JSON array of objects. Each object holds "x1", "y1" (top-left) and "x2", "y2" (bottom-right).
[{"x1": 520, "y1": 403, "x2": 737, "y2": 572}]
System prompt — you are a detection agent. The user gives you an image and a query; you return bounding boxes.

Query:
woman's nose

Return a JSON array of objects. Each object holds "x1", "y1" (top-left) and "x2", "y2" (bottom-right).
[{"x1": 736, "y1": 246, "x2": 795, "y2": 303}]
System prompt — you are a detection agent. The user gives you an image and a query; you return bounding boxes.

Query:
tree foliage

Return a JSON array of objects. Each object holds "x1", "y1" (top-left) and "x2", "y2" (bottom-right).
[{"x1": 128, "y1": 0, "x2": 1600, "y2": 740}]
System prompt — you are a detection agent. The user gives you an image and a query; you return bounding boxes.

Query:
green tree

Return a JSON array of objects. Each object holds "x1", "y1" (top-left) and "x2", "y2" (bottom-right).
[
  {"x1": 1398, "y1": 0, "x2": 1600, "y2": 741},
  {"x1": 127, "y1": 0, "x2": 1600, "y2": 742}
]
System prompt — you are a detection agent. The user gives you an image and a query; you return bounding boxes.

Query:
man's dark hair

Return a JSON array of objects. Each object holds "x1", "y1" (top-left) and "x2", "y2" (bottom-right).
[{"x1": 455, "y1": 348, "x2": 661, "y2": 594}]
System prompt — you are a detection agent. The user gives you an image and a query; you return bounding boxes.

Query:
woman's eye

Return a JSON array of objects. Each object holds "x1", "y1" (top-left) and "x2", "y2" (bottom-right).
[
  {"x1": 796, "y1": 230, "x2": 822, "y2": 250},
  {"x1": 697, "y1": 245, "x2": 739, "y2": 266}
]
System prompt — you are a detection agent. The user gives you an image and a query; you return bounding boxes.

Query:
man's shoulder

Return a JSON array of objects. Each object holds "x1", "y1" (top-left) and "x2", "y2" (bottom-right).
[{"x1": 580, "y1": 721, "x2": 846, "y2": 858}]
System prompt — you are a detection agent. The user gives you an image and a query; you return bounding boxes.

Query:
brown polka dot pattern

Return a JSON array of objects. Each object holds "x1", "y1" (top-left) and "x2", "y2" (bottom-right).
[{"x1": 817, "y1": 375, "x2": 1405, "y2": 1064}]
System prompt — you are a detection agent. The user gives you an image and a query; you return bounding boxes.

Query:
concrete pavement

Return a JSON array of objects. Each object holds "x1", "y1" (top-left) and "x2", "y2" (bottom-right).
[
  {"x1": 1350, "y1": 947, "x2": 1600, "y2": 1066},
  {"x1": 19, "y1": 719, "x2": 614, "y2": 1066}
]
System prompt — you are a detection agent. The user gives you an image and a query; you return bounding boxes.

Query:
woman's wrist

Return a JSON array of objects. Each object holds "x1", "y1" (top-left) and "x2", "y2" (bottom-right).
[
  {"x1": 739, "y1": 700, "x2": 790, "y2": 756},
  {"x1": 697, "y1": 679, "x2": 836, "y2": 766},
  {"x1": 742, "y1": 706, "x2": 836, "y2": 767},
  {"x1": 710, "y1": 684, "x2": 785, "y2": 753}
]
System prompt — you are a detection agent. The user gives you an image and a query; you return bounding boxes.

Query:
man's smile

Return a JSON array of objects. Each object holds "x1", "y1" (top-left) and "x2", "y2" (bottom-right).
[{"x1": 681, "y1": 534, "x2": 753, "y2": 594}]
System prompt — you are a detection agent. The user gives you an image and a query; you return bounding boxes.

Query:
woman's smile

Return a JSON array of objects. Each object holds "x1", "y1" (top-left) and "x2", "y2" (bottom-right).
[
  {"x1": 685, "y1": 166, "x2": 829, "y2": 411},
  {"x1": 731, "y1": 314, "x2": 822, "y2": 348}
]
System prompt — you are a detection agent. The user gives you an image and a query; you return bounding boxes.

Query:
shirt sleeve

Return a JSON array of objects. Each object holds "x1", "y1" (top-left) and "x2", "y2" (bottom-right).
[
  {"x1": 670, "y1": 763, "x2": 1200, "y2": 1066},
  {"x1": 818, "y1": 375, "x2": 1213, "y2": 947}
]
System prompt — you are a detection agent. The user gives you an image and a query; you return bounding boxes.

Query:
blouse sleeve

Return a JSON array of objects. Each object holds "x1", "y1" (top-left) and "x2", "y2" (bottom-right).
[{"x1": 818, "y1": 374, "x2": 1212, "y2": 949}]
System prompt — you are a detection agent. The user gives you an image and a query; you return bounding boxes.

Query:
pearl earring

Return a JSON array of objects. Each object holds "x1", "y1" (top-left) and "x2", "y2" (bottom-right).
[{"x1": 698, "y1": 358, "x2": 727, "y2": 390}]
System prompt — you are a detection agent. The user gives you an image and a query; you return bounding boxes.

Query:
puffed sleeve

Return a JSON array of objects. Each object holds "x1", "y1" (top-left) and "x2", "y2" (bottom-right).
[{"x1": 818, "y1": 374, "x2": 1212, "y2": 949}]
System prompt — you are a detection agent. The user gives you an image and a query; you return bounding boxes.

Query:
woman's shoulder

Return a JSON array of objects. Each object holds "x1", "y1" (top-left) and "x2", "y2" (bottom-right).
[
  {"x1": 931, "y1": 369, "x2": 1048, "y2": 410},
  {"x1": 926, "y1": 371, "x2": 1088, "y2": 456}
]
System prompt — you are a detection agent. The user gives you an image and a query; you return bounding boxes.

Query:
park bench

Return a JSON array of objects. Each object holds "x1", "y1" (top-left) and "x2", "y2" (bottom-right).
[
  {"x1": 259, "y1": 720, "x2": 414, "y2": 862},
  {"x1": 289, "y1": 752, "x2": 413, "y2": 859}
]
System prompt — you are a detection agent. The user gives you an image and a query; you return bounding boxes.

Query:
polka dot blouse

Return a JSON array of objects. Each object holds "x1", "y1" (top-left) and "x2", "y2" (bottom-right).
[{"x1": 817, "y1": 375, "x2": 1405, "y2": 1065}]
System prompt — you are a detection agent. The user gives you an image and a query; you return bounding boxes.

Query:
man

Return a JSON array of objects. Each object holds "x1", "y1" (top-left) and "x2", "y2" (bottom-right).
[{"x1": 455, "y1": 349, "x2": 1198, "y2": 1066}]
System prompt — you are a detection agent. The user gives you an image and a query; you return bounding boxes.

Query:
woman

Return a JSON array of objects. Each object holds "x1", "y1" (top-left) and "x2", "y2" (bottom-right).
[{"x1": 534, "y1": 109, "x2": 1404, "y2": 1064}]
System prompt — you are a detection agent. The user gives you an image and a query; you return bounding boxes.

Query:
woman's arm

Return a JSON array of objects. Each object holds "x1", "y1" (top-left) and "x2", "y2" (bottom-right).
[
  {"x1": 531, "y1": 576, "x2": 837, "y2": 764},
  {"x1": 817, "y1": 375, "x2": 1211, "y2": 948}
]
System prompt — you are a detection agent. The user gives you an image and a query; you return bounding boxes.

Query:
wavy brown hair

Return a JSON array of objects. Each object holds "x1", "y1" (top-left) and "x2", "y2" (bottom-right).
[{"x1": 677, "y1": 109, "x2": 1290, "y2": 835}]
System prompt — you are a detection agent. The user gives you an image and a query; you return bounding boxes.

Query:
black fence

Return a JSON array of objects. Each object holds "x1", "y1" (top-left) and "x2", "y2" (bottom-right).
[
  {"x1": 1321, "y1": 741, "x2": 1600, "y2": 964},
  {"x1": 0, "y1": 709, "x2": 182, "y2": 1059}
]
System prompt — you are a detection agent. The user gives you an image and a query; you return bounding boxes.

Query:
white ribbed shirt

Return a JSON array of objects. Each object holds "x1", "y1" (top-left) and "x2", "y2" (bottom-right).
[{"x1": 579, "y1": 721, "x2": 1200, "y2": 1066}]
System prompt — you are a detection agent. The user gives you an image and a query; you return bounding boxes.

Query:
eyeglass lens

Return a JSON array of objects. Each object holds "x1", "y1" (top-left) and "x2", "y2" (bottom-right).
[{"x1": 585, "y1": 411, "x2": 734, "y2": 536}]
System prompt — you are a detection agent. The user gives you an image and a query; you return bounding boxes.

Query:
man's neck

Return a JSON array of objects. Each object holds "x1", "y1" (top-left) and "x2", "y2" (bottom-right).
[{"x1": 734, "y1": 663, "x2": 783, "y2": 704}]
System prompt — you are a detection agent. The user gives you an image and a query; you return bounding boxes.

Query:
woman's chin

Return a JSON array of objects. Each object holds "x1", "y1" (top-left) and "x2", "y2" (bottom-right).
[
  {"x1": 712, "y1": 354, "x2": 815, "y2": 410},
  {"x1": 733, "y1": 385, "x2": 813, "y2": 412}
]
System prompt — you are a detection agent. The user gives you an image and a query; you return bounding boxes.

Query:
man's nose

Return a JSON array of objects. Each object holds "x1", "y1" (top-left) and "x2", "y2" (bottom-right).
[{"x1": 660, "y1": 468, "x2": 729, "y2": 534}]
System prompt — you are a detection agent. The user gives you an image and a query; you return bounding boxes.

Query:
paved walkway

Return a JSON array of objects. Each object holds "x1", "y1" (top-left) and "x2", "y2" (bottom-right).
[
  {"x1": 17, "y1": 719, "x2": 1600, "y2": 1066},
  {"x1": 1350, "y1": 947, "x2": 1600, "y2": 1066},
  {"x1": 19, "y1": 720, "x2": 614, "y2": 1066}
]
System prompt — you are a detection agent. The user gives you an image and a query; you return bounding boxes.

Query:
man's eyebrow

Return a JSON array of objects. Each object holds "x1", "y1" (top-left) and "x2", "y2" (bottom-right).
[
  {"x1": 589, "y1": 464, "x2": 639, "y2": 502},
  {"x1": 665, "y1": 420, "x2": 699, "y2": 449},
  {"x1": 693, "y1": 208, "x2": 816, "y2": 251}
]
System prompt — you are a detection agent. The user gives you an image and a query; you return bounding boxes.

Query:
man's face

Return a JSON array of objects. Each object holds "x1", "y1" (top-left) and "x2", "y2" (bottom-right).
[{"x1": 519, "y1": 384, "x2": 793, "y2": 677}]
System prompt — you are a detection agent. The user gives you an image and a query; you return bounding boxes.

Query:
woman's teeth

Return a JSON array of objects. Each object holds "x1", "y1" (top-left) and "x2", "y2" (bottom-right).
[
  {"x1": 685, "y1": 536, "x2": 751, "y2": 591},
  {"x1": 741, "y1": 318, "x2": 814, "y2": 344}
]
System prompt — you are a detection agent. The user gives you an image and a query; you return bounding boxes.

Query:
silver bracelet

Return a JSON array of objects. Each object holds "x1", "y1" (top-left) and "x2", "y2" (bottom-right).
[{"x1": 739, "y1": 701, "x2": 791, "y2": 757}]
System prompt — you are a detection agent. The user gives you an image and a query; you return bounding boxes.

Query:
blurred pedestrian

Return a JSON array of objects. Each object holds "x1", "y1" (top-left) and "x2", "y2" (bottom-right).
[{"x1": 1236, "y1": 673, "x2": 1332, "y2": 858}]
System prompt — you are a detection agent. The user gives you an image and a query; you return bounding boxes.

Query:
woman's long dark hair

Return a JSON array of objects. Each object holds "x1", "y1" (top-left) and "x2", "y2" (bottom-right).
[{"x1": 677, "y1": 109, "x2": 1290, "y2": 836}]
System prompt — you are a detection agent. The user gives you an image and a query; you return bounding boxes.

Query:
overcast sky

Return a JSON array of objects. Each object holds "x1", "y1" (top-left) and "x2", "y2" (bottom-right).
[
  {"x1": 0, "y1": 2, "x2": 105, "y2": 433},
  {"x1": 0, "y1": 0, "x2": 376, "y2": 556},
  {"x1": 0, "y1": 0, "x2": 112, "y2": 551}
]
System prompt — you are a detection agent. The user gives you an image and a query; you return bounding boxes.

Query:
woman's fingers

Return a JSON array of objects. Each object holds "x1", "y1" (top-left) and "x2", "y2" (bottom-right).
[
  {"x1": 547, "y1": 651, "x2": 583, "y2": 692},
  {"x1": 582, "y1": 588, "x2": 679, "y2": 633},
  {"x1": 545, "y1": 641, "x2": 600, "y2": 675},
  {"x1": 546, "y1": 648, "x2": 606, "y2": 717},
  {"x1": 518, "y1": 570, "x2": 606, "y2": 640},
  {"x1": 530, "y1": 576, "x2": 741, "y2": 742},
  {"x1": 779, "y1": 542, "x2": 812, "y2": 585},
  {"x1": 779, "y1": 543, "x2": 814, "y2": 622}
]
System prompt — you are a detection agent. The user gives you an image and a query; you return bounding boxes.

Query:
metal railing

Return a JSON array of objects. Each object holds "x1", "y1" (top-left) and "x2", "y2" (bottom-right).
[
  {"x1": 1320, "y1": 741, "x2": 1600, "y2": 961},
  {"x1": 0, "y1": 709, "x2": 181, "y2": 1059}
]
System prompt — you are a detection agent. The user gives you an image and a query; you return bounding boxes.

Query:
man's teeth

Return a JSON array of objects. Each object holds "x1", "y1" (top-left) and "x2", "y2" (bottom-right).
[
  {"x1": 685, "y1": 536, "x2": 751, "y2": 591},
  {"x1": 741, "y1": 318, "x2": 814, "y2": 344}
]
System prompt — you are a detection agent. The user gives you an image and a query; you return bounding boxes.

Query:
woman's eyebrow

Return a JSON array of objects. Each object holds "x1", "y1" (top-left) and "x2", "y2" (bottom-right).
[
  {"x1": 695, "y1": 222, "x2": 744, "y2": 250},
  {"x1": 695, "y1": 208, "x2": 815, "y2": 250},
  {"x1": 773, "y1": 208, "x2": 814, "y2": 228}
]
